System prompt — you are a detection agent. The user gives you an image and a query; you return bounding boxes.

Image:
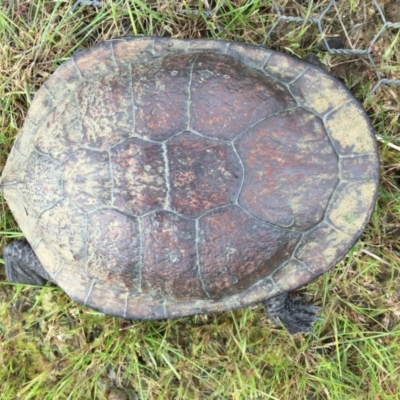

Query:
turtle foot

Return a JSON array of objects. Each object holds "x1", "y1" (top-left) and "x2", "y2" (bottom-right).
[
  {"x1": 263, "y1": 293, "x2": 322, "y2": 335},
  {"x1": 4, "y1": 239, "x2": 53, "y2": 285}
]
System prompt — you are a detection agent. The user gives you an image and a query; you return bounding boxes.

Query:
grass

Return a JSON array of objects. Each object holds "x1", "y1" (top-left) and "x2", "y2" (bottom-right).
[{"x1": 0, "y1": 0, "x2": 400, "y2": 399}]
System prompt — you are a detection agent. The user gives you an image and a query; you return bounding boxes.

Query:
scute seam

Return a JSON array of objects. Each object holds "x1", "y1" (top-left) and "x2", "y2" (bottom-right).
[
  {"x1": 195, "y1": 218, "x2": 211, "y2": 298},
  {"x1": 109, "y1": 41, "x2": 117, "y2": 66},
  {"x1": 231, "y1": 106, "x2": 301, "y2": 143},
  {"x1": 187, "y1": 53, "x2": 199, "y2": 130},
  {"x1": 36, "y1": 197, "x2": 65, "y2": 222},
  {"x1": 287, "y1": 65, "x2": 310, "y2": 85},
  {"x1": 185, "y1": 128, "x2": 232, "y2": 143},
  {"x1": 322, "y1": 100, "x2": 353, "y2": 158},
  {"x1": 319, "y1": 177, "x2": 347, "y2": 234},
  {"x1": 291, "y1": 232, "x2": 306, "y2": 255},
  {"x1": 127, "y1": 63, "x2": 136, "y2": 136},
  {"x1": 137, "y1": 216, "x2": 143, "y2": 293},
  {"x1": 123, "y1": 292, "x2": 128, "y2": 319},
  {"x1": 235, "y1": 202, "x2": 302, "y2": 234},
  {"x1": 324, "y1": 218, "x2": 353, "y2": 238},
  {"x1": 84, "y1": 279, "x2": 96, "y2": 306},
  {"x1": 340, "y1": 153, "x2": 378, "y2": 159},
  {"x1": 231, "y1": 143, "x2": 246, "y2": 204},
  {"x1": 161, "y1": 142, "x2": 171, "y2": 210},
  {"x1": 261, "y1": 53, "x2": 272, "y2": 70},
  {"x1": 71, "y1": 56, "x2": 85, "y2": 80},
  {"x1": 108, "y1": 150, "x2": 115, "y2": 207},
  {"x1": 42, "y1": 84, "x2": 56, "y2": 101},
  {"x1": 293, "y1": 257, "x2": 314, "y2": 274},
  {"x1": 323, "y1": 99, "x2": 353, "y2": 119},
  {"x1": 52, "y1": 260, "x2": 64, "y2": 280}
]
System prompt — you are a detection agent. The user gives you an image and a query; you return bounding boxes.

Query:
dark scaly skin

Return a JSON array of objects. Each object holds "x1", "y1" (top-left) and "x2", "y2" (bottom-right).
[
  {"x1": 4, "y1": 239, "x2": 53, "y2": 285},
  {"x1": 263, "y1": 294, "x2": 322, "y2": 334}
]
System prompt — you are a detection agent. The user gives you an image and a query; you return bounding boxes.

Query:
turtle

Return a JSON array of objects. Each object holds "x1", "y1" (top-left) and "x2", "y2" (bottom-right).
[{"x1": 0, "y1": 37, "x2": 379, "y2": 334}]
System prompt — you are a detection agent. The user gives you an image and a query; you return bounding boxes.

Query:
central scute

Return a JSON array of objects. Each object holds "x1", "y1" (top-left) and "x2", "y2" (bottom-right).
[{"x1": 167, "y1": 132, "x2": 242, "y2": 218}]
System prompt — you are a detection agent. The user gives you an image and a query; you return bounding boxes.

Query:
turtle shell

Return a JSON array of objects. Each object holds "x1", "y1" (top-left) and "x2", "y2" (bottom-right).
[{"x1": 1, "y1": 37, "x2": 379, "y2": 319}]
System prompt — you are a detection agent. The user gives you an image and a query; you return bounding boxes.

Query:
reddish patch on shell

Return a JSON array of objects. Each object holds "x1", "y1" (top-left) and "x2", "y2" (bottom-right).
[
  {"x1": 190, "y1": 52, "x2": 295, "y2": 140},
  {"x1": 237, "y1": 109, "x2": 339, "y2": 230},
  {"x1": 167, "y1": 132, "x2": 242, "y2": 218},
  {"x1": 198, "y1": 205, "x2": 301, "y2": 299}
]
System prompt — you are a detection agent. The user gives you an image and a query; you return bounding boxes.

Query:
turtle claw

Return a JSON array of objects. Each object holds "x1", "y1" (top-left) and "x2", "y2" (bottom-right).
[{"x1": 263, "y1": 293, "x2": 322, "y2": 335}]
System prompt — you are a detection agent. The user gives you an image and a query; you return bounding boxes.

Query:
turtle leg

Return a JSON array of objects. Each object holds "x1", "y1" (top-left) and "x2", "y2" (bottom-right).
[
  {"x1": 263, "y1": 293, "x2": 321, "y2": 335},
  {"x1": 3, "y1": 239, "x2": 53, "y2": 285}
]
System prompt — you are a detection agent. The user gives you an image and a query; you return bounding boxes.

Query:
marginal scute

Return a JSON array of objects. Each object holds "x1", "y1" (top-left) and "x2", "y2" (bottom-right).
[
  {"x1": 272, "y1": 259, "x2": 315, "y2": 291},
  {"x1": 55, "y1": 262, "x2": 93, "y2": 307},
  {"x1": 198, "y1": 205, "x2": 301, "y2": 299},
  {"x1": 85, "y1": 281, "x2": 127, "y2": 317},
  {"x1": 227, "y1": 42, "x2": 272, "y2": 68},
  {"x1": 0, "y1": 146, "x2": 27, "y2": 186},
  {"x1": 324, "y1": 102, "x2": 378, "y2": 155},
  {"x1": 339, "y1": 154, "x2": 379, "y2": 181},
  {"x1": 238, "y1": 278, "x2": 281, "y2": 306},
  {"x1": 168, "y1": 132, "x2": 242, "y2": 218},
  {"x1": 141, "y1": 211, "x2": 203, "y2": 299},
  {"x1": 154, "y1": 37, "x2": 193, "y2": 53},
  {"x1": 187, "y1": 39, "x2": 230, "y2": 52},
  {"x1": 111, "y1": 37, "x2": 154, "y2": 65},
  {"x1": 87, "y1": 209, "x2": 141, "y2": 291},
  {"x1": 44, "y1": 60, "x2": 83, "y2": 102},
  {"x1": 63, "y1": 148, "x2": 112, "y2": 212},
  {"x1": 237, "y1": 109, "x2": 339, "y2": 230},
  {"x1": 164, "y1": 301, "x2": 208, "y2": 319},
  {"x1": 289, "y1": 66, "x2": 351, "y2": 116},
  {"x1": 125, "y1": 293, "x2": 168, "y2": 319},
  {"x1": 13, "y1": 118, "x2": 37, "y2": 157},
  {"x1": 264, "y1": 51, "x2": 308, "y2": 82},
  {"x1": 153, "y1": 37, "x2": 229, "y2": 54},
  {"x1": 166, "y1": 295, "x2": 240, "y2": 316},
  {"x1": 34, "y1": 240, "x2": 63, "y2": 277},
  {"x1": 26, "y1": 86, "x2": 55, "y2": 125},
  {"x1": 325, "y1": 181, "x2": 377, "y2": 238},
  {"x1": 0, "y1": 183, "x2": 41, "y2": 249},
  {"x1": 295, "y1": 222, "x2": 353, "y2": 275},
  {"x1": 73, "y1": 41, "x2": 115, "y2": 78}
]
